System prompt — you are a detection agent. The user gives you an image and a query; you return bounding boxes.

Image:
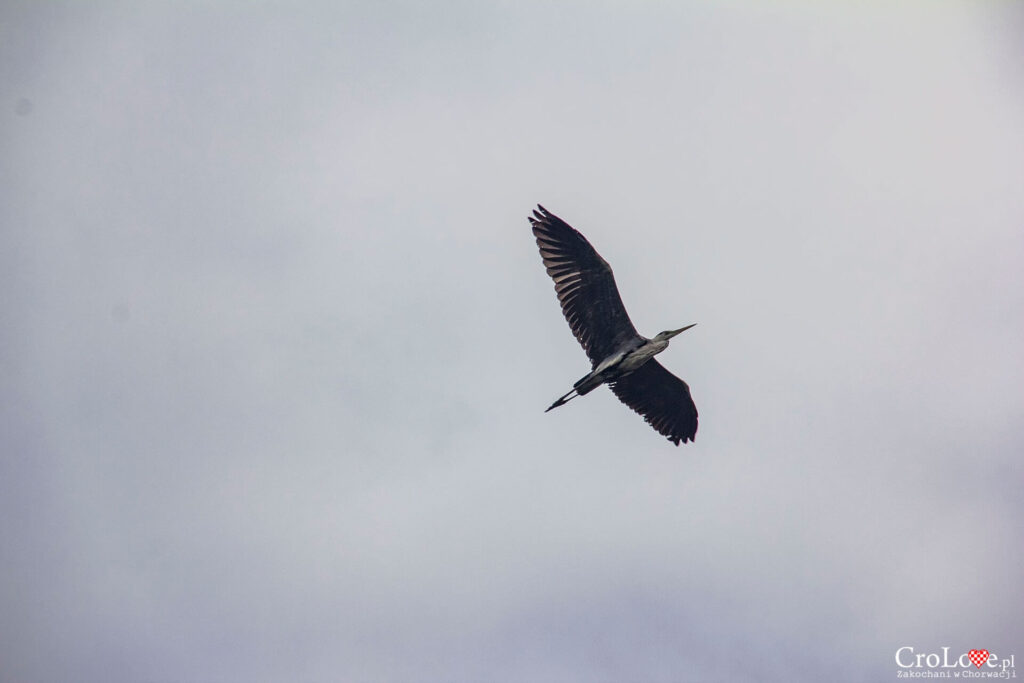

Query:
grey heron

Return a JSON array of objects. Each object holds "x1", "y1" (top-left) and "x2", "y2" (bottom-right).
[{"x1": 530, "y1": 205, "x2": 699, "y2": 445}]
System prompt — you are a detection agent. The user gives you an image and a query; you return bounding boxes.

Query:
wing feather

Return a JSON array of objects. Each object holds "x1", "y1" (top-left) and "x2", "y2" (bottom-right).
[
  {"x1": 529, "y1": 205, "x2": 639, "y2": 365},
  {"x1": 608, "y1": 360, "x2": 698, "y2": 445}
]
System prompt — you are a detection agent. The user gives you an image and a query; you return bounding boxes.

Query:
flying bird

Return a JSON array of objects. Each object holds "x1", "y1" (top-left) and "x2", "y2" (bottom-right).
[{"x1": 530, "y1": 205, "x2": 698, "y2": 445}]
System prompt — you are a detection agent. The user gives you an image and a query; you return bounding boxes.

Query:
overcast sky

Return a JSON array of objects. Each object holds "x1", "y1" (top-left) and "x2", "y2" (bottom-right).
[{"x1": 2, "y1": 2, "x2": 1022, "y2": 681}]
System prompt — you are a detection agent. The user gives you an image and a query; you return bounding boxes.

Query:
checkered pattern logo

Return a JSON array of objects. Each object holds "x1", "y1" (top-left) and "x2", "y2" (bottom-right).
[{"x1": 968, "y1": 650, "x2": 990, "y2": 668}]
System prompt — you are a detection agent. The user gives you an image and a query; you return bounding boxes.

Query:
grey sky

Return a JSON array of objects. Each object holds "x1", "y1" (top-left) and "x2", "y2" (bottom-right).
[{"x1": 2, "y1": 2, "x2": 1022, "y2": 681}]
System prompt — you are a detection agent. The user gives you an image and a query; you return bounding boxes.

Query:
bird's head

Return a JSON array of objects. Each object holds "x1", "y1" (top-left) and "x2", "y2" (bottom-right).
[{"x1": 654, "y1": 323, "x2": 697, "y2": 343}]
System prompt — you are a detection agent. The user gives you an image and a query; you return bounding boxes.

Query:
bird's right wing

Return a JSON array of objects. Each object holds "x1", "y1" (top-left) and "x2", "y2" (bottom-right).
[
  {"x1": 530, "y1": 205, "x2": 639, "y2": 365},
  {"x1": 608, "y1": 360, "x2": 698, "y2": 445}
]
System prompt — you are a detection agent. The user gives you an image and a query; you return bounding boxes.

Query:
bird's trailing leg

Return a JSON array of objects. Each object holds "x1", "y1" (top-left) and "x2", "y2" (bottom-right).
[
  {"x1": 545, "y1": 388, "x2": 579, "y2": 412},
  {"x1": 546, "y1": 368, "x2": 607, "y2": 412}
]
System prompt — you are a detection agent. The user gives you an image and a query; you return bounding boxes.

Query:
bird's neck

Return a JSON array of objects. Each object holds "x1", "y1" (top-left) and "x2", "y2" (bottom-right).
[{"x1": 646, "y1": 337, "x2": 669, "y2": 355}]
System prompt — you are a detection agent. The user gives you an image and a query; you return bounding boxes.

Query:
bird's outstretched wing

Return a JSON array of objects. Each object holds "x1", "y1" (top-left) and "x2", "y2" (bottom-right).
[
  {"x1": 608, "y1": 360, "x2": 698, "y2": 445},
  {"x1": 530, "y1": 205, "x2": 639, "y2": 366}
]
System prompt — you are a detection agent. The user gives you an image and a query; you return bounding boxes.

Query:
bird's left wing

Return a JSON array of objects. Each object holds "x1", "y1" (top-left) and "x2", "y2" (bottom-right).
[
  {"x1": 530, "y1": 205, "x2": 639, "y2": 366},
  {"x1": 608, "y1": 360, "x2": 698, "y2": 445}
]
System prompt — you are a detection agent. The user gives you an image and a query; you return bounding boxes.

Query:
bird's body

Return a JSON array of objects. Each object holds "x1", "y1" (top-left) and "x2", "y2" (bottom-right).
[
  {"x1": 551, "y1": 329, "x2": 687, "y2": 406},
  {"x1": 530, "y1": 205, "x2": 699, "y2": 445}
]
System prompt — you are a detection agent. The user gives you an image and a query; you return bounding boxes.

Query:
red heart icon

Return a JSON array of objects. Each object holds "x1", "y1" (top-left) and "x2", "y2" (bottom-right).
[{"x1": 968, "y1": 650, "x2": 989, "y2": 669}]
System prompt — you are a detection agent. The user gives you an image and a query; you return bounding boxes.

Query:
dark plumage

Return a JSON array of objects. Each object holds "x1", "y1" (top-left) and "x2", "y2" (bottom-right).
[{"x1": 530, "y1": 205, "x2": 698, "y2": 445}]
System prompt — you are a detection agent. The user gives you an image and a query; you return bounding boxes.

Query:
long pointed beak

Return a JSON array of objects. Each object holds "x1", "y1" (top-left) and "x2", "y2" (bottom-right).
[{"x1": 668, "y1": 323, "x2": 697, "y2": 338}]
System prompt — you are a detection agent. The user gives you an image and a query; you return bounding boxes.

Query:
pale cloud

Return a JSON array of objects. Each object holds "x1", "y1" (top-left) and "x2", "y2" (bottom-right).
[{"x1": 2, "y1": 2, "x2": 1021, "y2": 681}]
